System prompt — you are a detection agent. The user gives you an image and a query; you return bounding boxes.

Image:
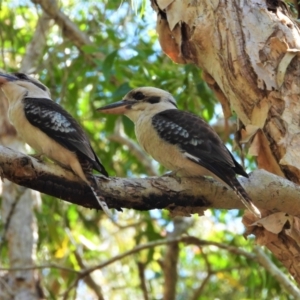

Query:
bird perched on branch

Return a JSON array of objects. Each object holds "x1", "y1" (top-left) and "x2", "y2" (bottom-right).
[
  {"x1": 98, "y1": 87, "x2": 261, "y2": 217},
  {"x1": 0, "y1": 72, "x2": 111, "y2": 217}
]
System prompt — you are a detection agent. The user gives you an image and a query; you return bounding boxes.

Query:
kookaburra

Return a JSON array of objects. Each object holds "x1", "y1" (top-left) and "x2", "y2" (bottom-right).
[
  {"x1": 0, "y1": 72, "x2": 111, "y2": 216},
  {"x1": 98, "y1": 87, "x2": 261, "y2": 217}
]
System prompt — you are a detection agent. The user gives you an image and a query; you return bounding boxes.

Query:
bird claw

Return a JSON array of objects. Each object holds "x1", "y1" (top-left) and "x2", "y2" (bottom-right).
[
  {"x1": 95, "y1": 174, "x2": 111, "y2": 181},
  {"x1": 162, "y1": 170, "x2": 182, "y2": 183},
  {"x1": 30, "y1": 153, "x2": 45, "y2": 162}
]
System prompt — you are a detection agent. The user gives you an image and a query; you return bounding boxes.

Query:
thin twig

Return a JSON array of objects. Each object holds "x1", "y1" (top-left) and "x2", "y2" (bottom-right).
[
  {"x1": 62, "y1": 236, "x2": 257, "y2": 297},
  {"x1": 0, "y1": 186, "x2": 26, "y2": 255},
  {"x1": 0, "y1": 276, "x2": 15, "y2": 297},
  {"x1": 254, "y1": 247, "x2": 300, "y2": 300},
  {"x1": 73, "y1": 248, "x2": 105, "y2": 299},
  {"x1": 62, "y1": 238, "x2": 186, "y2": 298},
  {"x1": 0, "y1": 264, "x2": 80, "y2": 274},
  {"x1": 20, "y1": 12, "x2": 51, "y2": 73},
  {"x1": 137, "y1": 262, "x2": 149, "y2": 300},
  {"x1": 0, "y1": 236, "x2": 256, "y2": 275},
  {"x1": 190, "y1": 274, "x2": 211, "y2": 300},
  {"x1": 31, "y1": 0, "x2": 103, "y2": 63},
  {"x1": 0, "y1": 228, "x2": 298, "y2": 299},
  {"x1": 182, "y1": 236, "x2": 256, "y2": 260},
  {"x1": 61, "y1": 229, "x2": 105, "y2": 299}
]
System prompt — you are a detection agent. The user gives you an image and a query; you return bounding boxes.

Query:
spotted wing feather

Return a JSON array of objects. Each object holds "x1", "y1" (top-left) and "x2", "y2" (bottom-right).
[{"x1": 23, "y1": 97, "x2": 108, "y2": 176}]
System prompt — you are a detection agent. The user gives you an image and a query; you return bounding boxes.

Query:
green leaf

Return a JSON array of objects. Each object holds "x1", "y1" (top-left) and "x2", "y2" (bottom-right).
[
  {"x1": 81, "y1": 44, "x2": 99, "y2": 54},
  {"x1": 112, "y1": 82, "x2": 131, "y2": 100},
  {"x1": 102, "y1": 50, "x2": 118, "y2": 80}
]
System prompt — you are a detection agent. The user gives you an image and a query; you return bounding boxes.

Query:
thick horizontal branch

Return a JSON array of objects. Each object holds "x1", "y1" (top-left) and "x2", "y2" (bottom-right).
[{"x1": 1, "y1": 146, "x2": 300, "y2": 217}]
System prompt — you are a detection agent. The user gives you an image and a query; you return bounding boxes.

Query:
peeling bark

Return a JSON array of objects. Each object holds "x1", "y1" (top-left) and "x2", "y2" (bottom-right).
[
  {"x1": 244, "y1": 212, "x2": 300, "y2": 284},
  {"x1": 153, "y1": 0, "x2": 300, "y2": 181},
  {"x1": 152, "y1": 0, "x2": 300, "y2": 282}
]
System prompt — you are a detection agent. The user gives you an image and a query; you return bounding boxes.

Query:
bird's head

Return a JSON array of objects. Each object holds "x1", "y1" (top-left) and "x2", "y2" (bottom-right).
[
  {"x1": 0, "y1": 72, "x2": 51, "y2": 102},
  {"x1": 98, "y1": 87, "x2": 177, "y2": 122}
]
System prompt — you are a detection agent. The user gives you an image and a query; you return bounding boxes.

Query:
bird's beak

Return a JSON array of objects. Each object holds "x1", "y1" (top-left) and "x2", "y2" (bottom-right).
[
  {"x1": 97, "y1": 100, "x2": 136, "y2": 115},
  {"x1": 0, "y1": 73, "x2": 18, "y2": 85}
]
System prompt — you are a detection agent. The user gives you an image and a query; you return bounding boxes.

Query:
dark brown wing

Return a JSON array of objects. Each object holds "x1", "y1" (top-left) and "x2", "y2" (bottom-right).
[
  {"x1": 23, "y1": 97, "x2": 108, "y2": 176},
  {"x1": 152, "y1": 109, "x2": 247, "y2": 184}
]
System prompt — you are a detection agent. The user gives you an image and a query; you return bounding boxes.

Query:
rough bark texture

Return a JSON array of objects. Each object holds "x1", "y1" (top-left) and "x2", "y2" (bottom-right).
[
  {"x1": 2, "y1": 145, "x2": 300, "y2": 216},
  {"x1": 0, "y1": 107, "x2": 43, "y2": 300},
  {"x1": 1, "y1": 145, "x2": 300, "y2": 283},
  {"x1": 161, "y1": 217, "x2": 193, "y2": 300},
  {"x1": 151, "y1": 0, "x2": 300, "y2": 284}
]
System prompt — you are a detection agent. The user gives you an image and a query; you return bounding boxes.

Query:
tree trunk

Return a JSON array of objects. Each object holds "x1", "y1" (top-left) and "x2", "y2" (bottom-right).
[
  {"x1": 0, "y1": 100, "x2": 42, "y2": 300},
  {"x1": 152, "y1": 0, "x2": 300, "y2": 282},
  {"x1": 0, "y1": 13, "x2": 50, "y2": 299},
  {"x1": 1, "y1": 0, "x2": 300, "y2": 293}
]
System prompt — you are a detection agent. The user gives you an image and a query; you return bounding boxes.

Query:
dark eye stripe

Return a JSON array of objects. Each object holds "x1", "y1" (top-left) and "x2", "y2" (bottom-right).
[
  {"x1": 31, "y1": 81, "x2": 47, "y2": 91},
  {"x1": 13, "y1": 72, "x2": 47, "y2": 91},
  {"x1": 147, "y1": 96, "x2": 160, "y2": 104},
  {"x1": 168, "y1": 99, "x2": 177, "y2": 108},
  {"x1": 14, "y1": 73, "x2": 28, "y2": 80}
]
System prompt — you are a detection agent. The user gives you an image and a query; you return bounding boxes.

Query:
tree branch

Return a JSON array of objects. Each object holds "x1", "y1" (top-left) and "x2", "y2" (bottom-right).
[
  {"x1": 20, "y1": 12, "x2": 52, "y2": 73},
  {"x1": 190, "y1": 274, "x2": 211, "y2": 300},
  {"x1": 31, "y1": 0, "x2": 102, "y2": 62},
  {"x1": 254, "y1": 247, "x2": 300, "y2": 299},
  {"x1": 2, "y1": 236, "x2": 297, "y2": 297},
  {"x1": 3, "y1": 145, "x2": 300, "y2": 283},
  {"x1": 161, "y1": 241, "x2": 179, "y2": 300},
  {"x1": 137, "y1": 262, "x2": 149, "y2": 300},
  {"x1": 1, "y1": 146, "x2": 300, "y2": 216},
  {"x1": 61, "y1": 236, "x2": 257, "y2": 297},
  {"x1": 73, "y1": 252, "x2": 105, "y2": 300},
  {"x1": 162, "y1": 218, "x2": 193, "y2": 300},
  {"x1": 66, "y1": 229, "x2": 105, "y2": 300}
]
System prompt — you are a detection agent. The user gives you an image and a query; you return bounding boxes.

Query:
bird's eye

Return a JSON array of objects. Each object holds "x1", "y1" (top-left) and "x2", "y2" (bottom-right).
[{"x1": 133, "y1": 91, "x2": 145, "y2": 100}]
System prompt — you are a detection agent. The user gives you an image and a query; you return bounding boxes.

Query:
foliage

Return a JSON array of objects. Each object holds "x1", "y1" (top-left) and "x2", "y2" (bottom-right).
[{"x1": 0, "y1": 0, "x2": 293, "y2": 299}]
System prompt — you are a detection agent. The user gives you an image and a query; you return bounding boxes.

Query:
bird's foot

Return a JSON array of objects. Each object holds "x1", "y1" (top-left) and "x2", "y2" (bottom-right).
[
  {"x1": 95, "y1": 174, "x2": 111, "y2": 181},
  {"x1": 161, "y1": 170, "x2": 182, "y2": 183},
  {"x1": 30, "y1": 153, "x2": 45, "y2": 162}
]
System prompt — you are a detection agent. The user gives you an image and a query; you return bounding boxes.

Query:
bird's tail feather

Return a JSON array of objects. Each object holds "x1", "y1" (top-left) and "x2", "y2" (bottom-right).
[
  {"x1": 227, "y1": 176, "x2": 261, "y2": 218},
  {"x1": 90, "y1": 180, "x2": 113, "y2": 219},
  {"x1": 81, "y1": 160, "x2": 113, "y2": 219}
]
